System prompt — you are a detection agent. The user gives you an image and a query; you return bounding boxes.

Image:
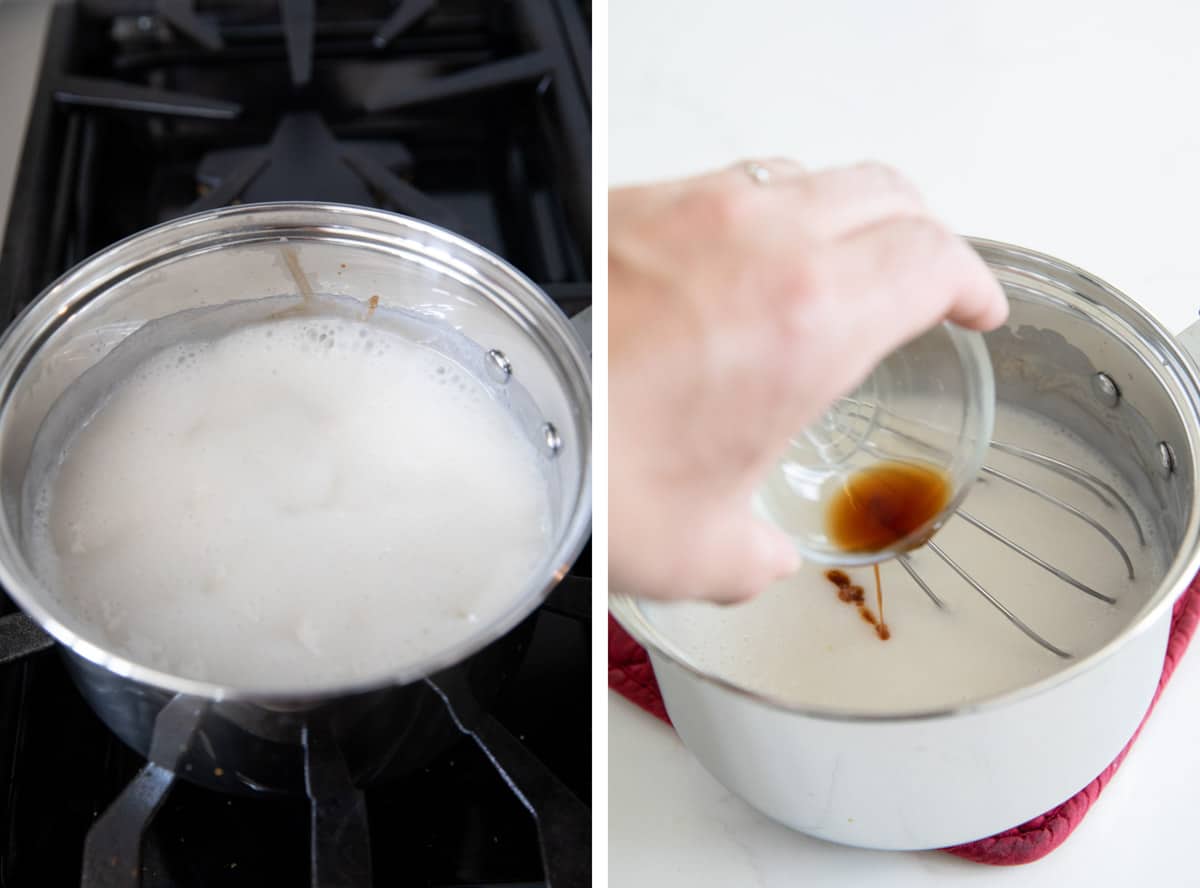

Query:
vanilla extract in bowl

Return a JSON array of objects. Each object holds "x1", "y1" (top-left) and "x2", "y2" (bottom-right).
[{"x1": 821, "y1": 459, "x2": 951, "y2": 641}]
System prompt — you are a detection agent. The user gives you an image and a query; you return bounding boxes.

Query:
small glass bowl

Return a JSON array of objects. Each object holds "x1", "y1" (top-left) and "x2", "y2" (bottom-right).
[{"x1": 755, "y1": 321, "x2": 995, "y2": 566}]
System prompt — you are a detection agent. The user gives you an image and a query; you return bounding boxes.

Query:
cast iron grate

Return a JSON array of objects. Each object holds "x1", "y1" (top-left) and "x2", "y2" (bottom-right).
[{"x1": 0, "y1": 2, "x2": 590, "y2": 886}]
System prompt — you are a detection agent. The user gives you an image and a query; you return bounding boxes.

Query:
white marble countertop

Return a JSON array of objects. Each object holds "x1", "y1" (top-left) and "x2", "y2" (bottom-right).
[{"x1": 609, "y1": 1, "x2": 1200, "y2": 884}]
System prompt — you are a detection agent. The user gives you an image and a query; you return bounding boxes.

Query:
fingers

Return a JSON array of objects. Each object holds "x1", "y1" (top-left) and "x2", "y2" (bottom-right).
[
  {"x1": 717, "y1": 160, "x2": 925, "y2": 239},
  {"x1": 942, "y1": 257, "x2": 1009, "y2": 330},
  {"x1": 799, "y1": 165, "x2": 1007, "y2": 332},
  {"x1": 686, "y1": 509, "x2": 802, "y2": 604},
  {"x1": 785, "y1": 162, "x2": 928, "y2": 239},
  {"x1": 720, "y1": 156, "x2": 807, "y2": 183},
  {"x1": 608, "y1": 503, "x2": 799, "y2": 605},
  {"x1": 723, "y1": 159, "x2": 1008, "y2": 333},
  {"x1": 824, "y1": 215, "x2": 1008, "y2": 353}
]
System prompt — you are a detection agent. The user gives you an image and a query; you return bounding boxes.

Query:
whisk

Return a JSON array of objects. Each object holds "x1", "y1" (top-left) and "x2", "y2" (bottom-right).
[{"x1": 845, "y1": 404, "x2": 1146, "y2": 659}]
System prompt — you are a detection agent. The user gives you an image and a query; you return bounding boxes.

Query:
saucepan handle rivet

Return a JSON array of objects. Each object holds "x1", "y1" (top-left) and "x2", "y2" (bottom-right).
[
  {"x1": 1159, "y1": 441, "x2": 1176, "y2": 478},
  {"x1": 486, "y1": 349, "x2": 512, "y2": 383},
  {"x1": 1092, "y1": 372, "x2": 1121, "y2": 408}
]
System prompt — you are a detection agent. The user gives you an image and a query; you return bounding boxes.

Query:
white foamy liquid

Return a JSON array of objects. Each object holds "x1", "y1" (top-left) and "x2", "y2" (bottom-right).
[
  {"x1": 29, "y1": 314, "x2": 551, "y2": 690},
  {"x1": 643, "y1": 406, "x2": 1167, "y2": 713}
]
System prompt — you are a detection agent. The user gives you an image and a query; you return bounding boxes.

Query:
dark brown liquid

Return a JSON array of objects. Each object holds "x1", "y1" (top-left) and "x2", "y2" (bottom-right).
[
  {"x1": 825, "y1": 567, "x2": 889, "y2": 641},
  {"x1": 825, "y1": 460, "x2": 951, "y2": 553},
  {"x1": 821, "y1": 461, "x2": 944, "y2": 642},
  {"x1": 874, "y1": 563, "x2": 889, "y2": 640}
]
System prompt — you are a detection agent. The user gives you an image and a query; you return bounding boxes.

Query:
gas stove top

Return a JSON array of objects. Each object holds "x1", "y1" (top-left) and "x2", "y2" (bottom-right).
[{"x1": 0, "y1": 2, "x2": 590, "y2": 886}]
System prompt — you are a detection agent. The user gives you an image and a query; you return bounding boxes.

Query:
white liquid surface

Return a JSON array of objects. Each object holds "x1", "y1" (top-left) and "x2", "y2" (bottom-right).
[
  {"x1": 642, "y1": 406, "x2": 1167, "y2": 713},
  {"x1": 29, "y1": 314, "x2": 551, "y2": 690}
]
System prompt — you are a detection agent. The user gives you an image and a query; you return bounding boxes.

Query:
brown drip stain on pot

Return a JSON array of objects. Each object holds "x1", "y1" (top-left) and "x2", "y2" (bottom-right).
[
  {"x1": 281, "y1": 246, "x2": 315, "y2": 309},
  {"x1": 822, "y1": 460, "x2": 950, "y2": 641}
]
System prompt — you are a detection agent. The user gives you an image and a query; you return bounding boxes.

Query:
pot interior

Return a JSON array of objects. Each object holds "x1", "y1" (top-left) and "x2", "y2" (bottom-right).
[
  {"x1": 0, "y1": 203, "x2": 591, "y2": 698},
  {"x1": 614, "y1": 239, "x2": 1200, "y2": 717}
]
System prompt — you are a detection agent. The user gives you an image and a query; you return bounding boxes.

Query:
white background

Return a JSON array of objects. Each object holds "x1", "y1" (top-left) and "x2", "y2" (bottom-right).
[{"x1": 609, "y1": 1, "x2": 1200, "y2": 885}]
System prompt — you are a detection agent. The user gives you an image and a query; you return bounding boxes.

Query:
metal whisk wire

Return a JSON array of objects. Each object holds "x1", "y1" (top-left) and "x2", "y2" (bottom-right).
[{"x1": 838, "y1": 406, "x2": 1145, "y2": 659}]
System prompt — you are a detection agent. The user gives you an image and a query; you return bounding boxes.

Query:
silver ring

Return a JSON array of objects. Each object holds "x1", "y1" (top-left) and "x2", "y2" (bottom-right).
[{"x1": 744, "y1": 161, "x2": 771, "y2": 185}]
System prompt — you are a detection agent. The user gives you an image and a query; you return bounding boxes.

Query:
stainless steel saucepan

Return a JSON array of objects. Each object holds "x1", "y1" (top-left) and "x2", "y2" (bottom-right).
[
  {"x1": 0, "y1": 203, "x2": 591, "y2": 876},
  {"x1": 611, "y1": 239, "x2": 1200, "y2": 850}
]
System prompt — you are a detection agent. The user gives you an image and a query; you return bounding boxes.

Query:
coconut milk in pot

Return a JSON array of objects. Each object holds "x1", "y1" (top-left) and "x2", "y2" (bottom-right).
[{"x1": 24, "y1": 297, "x2": 554, "y2": 691}]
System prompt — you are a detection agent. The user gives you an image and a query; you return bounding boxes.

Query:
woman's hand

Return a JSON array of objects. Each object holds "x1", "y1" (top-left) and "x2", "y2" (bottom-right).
[{"x1": 609, "y1": 160, "x2": 1007, "y2": 603}]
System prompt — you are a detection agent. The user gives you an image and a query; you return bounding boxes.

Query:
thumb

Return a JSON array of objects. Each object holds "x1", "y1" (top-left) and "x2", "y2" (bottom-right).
[{"x1": 695, "y1": 510, "x2": 802, "y2": 604}]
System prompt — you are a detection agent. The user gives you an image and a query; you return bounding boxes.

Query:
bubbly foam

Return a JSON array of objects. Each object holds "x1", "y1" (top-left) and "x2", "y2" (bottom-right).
[{"x1": 29, "y1": 314, "x2": 552, "y2": 690}]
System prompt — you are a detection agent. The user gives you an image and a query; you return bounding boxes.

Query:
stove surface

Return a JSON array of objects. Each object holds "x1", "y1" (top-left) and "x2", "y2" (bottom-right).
[{"x1": 0, "y1": 3, "x2": 590, "y2": 886}]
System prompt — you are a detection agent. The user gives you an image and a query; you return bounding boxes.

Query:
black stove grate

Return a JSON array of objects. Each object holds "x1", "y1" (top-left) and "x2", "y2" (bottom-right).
[
  {"x1": 0, "y1": 2, "x2": 590, "y2": 886},
  {"x1": 0, "y1": 585, "x2": 590, "y2": 887},
  {"x1": 0, "y1": 0, "x2": 590, "y2": 319}
]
